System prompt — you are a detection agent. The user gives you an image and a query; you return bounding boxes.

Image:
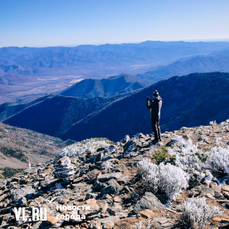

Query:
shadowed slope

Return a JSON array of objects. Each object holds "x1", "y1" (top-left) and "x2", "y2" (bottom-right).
[{"x1": 62, "y1": 72, "x2": 229, "y2": 141}]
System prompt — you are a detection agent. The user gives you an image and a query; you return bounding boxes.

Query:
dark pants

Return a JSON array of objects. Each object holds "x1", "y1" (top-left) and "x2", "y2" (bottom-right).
[{"x1": 151, "y1": 120, "x2": 161, "y2": 140}]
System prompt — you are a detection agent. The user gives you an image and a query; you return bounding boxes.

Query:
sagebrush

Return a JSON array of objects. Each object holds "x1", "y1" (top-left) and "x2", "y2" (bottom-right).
[
  {"x1": 180, "y1": 197, "x2": 222, "y2": 228},
  {"x1": 138, "y1": 158, "x2": 189, "y2": 200}
]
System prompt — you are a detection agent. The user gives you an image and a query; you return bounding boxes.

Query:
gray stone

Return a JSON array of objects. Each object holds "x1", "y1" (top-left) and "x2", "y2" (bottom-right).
[
  {"x1": 108, "y1": 202, "x2": 123, "y2": 216},
  {"x1": 155, "y1": 142, "x2": 164, "y2": 146},
  {"x1": 98, "y1": 200, "x2": 108, "y2": 213},
  {"x1": 97, "y1": 150, "x2": 104, "y2": 159},
  {"x1": 97, "y1": 216, "x2": 120, "y2": 224},
  {"x1": 98, "y1": 172, "x2": 123, "y2": 182},
  {"x1": 93, "y1": 180, "x2": 107, "y2": 191},
  {"x1": 133, "y1": 192, "x2": 164, "y2": 213},
  {"x1": 101, "y1": 186, "x2": 115, "y2": 195},
  {"x1": 101, "y1": 194, "x2": 113, "y2": 203},
  {"x1": 11, "y1": 186, "x2": 35, "y2": 203},
  {"x1": 0, "y1": 194, "x2": 8, "y2": 202},
  {"x1": 114, "y1": 175, "x2": 130, "y2": 184},
  {"x1": 225, "y1": 178, "x2": 229, "y2": 185},
  {"x1": 86, "y1": 193, "x2": 98, "y2": 200},
  {"x1": 165, "y1": 139, "x2": 176, "y2": 146},
  {"x1": 101, "y1": 179, "x2": 121, "y2": 195},
  {"x1": 89, "y1": 221, "x2": 102, "y2": 229},
  {"x1": 86, "y1": 212, "x2": 102, "y2": 220},
  {"x1": 108, "y1": 179, "x2": 121, "y2": 191},
  {"x1": 32, "y1": 181, "x2": 40, "y2": 189},
  {"x1": 115, "y1": 210, "x2": 129, "y2": 218},
  {"x1": 40, "y1": 178, "x2": 58, "y2": 188},
  {"x1": 152, "y1": 217, "x2": 173, "y2": 227},
  {"x1": 215, "y1": 190, "x2": 225, "y2": 199},
  {"x1": 18, "y1": 196, "x2": 27, "y2": 206},
  {"x1": 124, "y1": 135, "x2": 130, "y2": 143}
]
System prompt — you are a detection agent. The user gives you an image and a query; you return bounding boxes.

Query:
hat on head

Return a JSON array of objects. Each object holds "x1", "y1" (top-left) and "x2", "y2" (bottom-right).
[{"x1": 153, "y1": 90, "x2": 159, "y2": 97}]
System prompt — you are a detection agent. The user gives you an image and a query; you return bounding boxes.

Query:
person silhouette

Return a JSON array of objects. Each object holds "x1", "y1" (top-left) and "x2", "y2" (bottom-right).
[{"x1": 146, "y1": 90, "x2": 162, "y2": 142}]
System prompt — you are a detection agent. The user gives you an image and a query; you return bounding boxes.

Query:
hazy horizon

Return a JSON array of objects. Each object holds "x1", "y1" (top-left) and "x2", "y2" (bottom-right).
[{"x1": 1, "y1": 38, "x2": 229, "y2": 49}]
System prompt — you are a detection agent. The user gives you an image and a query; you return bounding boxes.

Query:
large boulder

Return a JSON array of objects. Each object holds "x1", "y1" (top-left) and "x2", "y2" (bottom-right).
[
  {"x1": 133, "y1": 192, "x2": 164, "y2": 214},
  {"x1": 11, "y1": 186, "x2": 35, "y2": 205}
]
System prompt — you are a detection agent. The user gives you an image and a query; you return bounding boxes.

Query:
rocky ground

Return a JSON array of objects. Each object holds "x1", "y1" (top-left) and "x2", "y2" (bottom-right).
[{"x1": 0, "y1": 121, "x2": 229, "y2": 229}]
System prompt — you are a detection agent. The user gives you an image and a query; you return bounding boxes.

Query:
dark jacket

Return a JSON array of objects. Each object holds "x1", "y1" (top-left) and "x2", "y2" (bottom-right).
[{"x1": 146, "y1": 96, "x2": 162, "y2": 121}]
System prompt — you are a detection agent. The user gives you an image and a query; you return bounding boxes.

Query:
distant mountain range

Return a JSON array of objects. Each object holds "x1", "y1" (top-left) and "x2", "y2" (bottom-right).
[
  {"x1": 1, "y1": 41, "x2": 229, "y2": 104},
  {"x1": 138, "y1": 48, "x2": 229, "y2": 83},
  {"x1": 1, "y1": 41, "x2": 229, "y2": 78},
  {"x1": 3, "y1": 72, "x2": 229, "y2": 142},
  {"x1": 60, "y1": 74, "x2": 149, "y2": 98}
]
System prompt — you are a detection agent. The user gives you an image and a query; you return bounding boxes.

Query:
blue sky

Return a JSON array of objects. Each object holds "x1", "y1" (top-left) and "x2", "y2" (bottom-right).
[{"x1": 0, "y1": 0, "x2": 229, "y2": 47}]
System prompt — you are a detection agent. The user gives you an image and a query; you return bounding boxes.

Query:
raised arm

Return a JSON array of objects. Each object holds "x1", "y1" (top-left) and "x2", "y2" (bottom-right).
[{"x1": 146, "y1": 97, "x2": 152, "y2": 109}]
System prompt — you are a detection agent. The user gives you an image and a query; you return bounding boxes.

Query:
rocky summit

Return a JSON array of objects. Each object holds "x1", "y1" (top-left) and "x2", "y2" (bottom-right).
[{"x1": 1, "y1": 121, "x2": 229, "y2": 229}]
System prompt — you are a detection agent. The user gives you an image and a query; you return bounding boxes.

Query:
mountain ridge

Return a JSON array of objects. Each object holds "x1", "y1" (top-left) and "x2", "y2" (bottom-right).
[
  {"x1": 3, "y1": 72, "x2": 229, "y2": 143},
  {"x1": 1, "y1": 41, "x2": 229, "y2": 105},
  {"x1": 138, "y1": 49, "x2": 229, "y2": 83},
  {"x1": 1, "y1": 41, "x2": 229, "y2": 77},
  {"x1": 60, "y1": 73, "x2": 149, "y2": 98}
]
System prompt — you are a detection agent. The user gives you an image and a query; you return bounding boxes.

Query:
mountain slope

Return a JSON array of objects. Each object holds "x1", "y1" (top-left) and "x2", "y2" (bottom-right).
[
  {"x1": 62, "y1": 72, "x2": 229, "y2": 141},
  {"x1": 138, "y1": 50, "x2": 229, "y2": 83},
  {"x1": 3, "y1": 94, "x2": 125, "y2": 137},
  {"x1": 0, "y1": 122, "x2": 69, "y2": 170},
  {"x1": 0, "y1": 95, "x2": 50, "y2": 121},
  {"x1": 60, "y1": 74, "x2": 149, "y2": 98}
]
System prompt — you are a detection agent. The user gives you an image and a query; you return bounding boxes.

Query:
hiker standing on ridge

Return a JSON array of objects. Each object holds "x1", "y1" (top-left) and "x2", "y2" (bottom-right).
[{"x1": 146, "y1": 90, "x2": 162, "y2": 142}]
